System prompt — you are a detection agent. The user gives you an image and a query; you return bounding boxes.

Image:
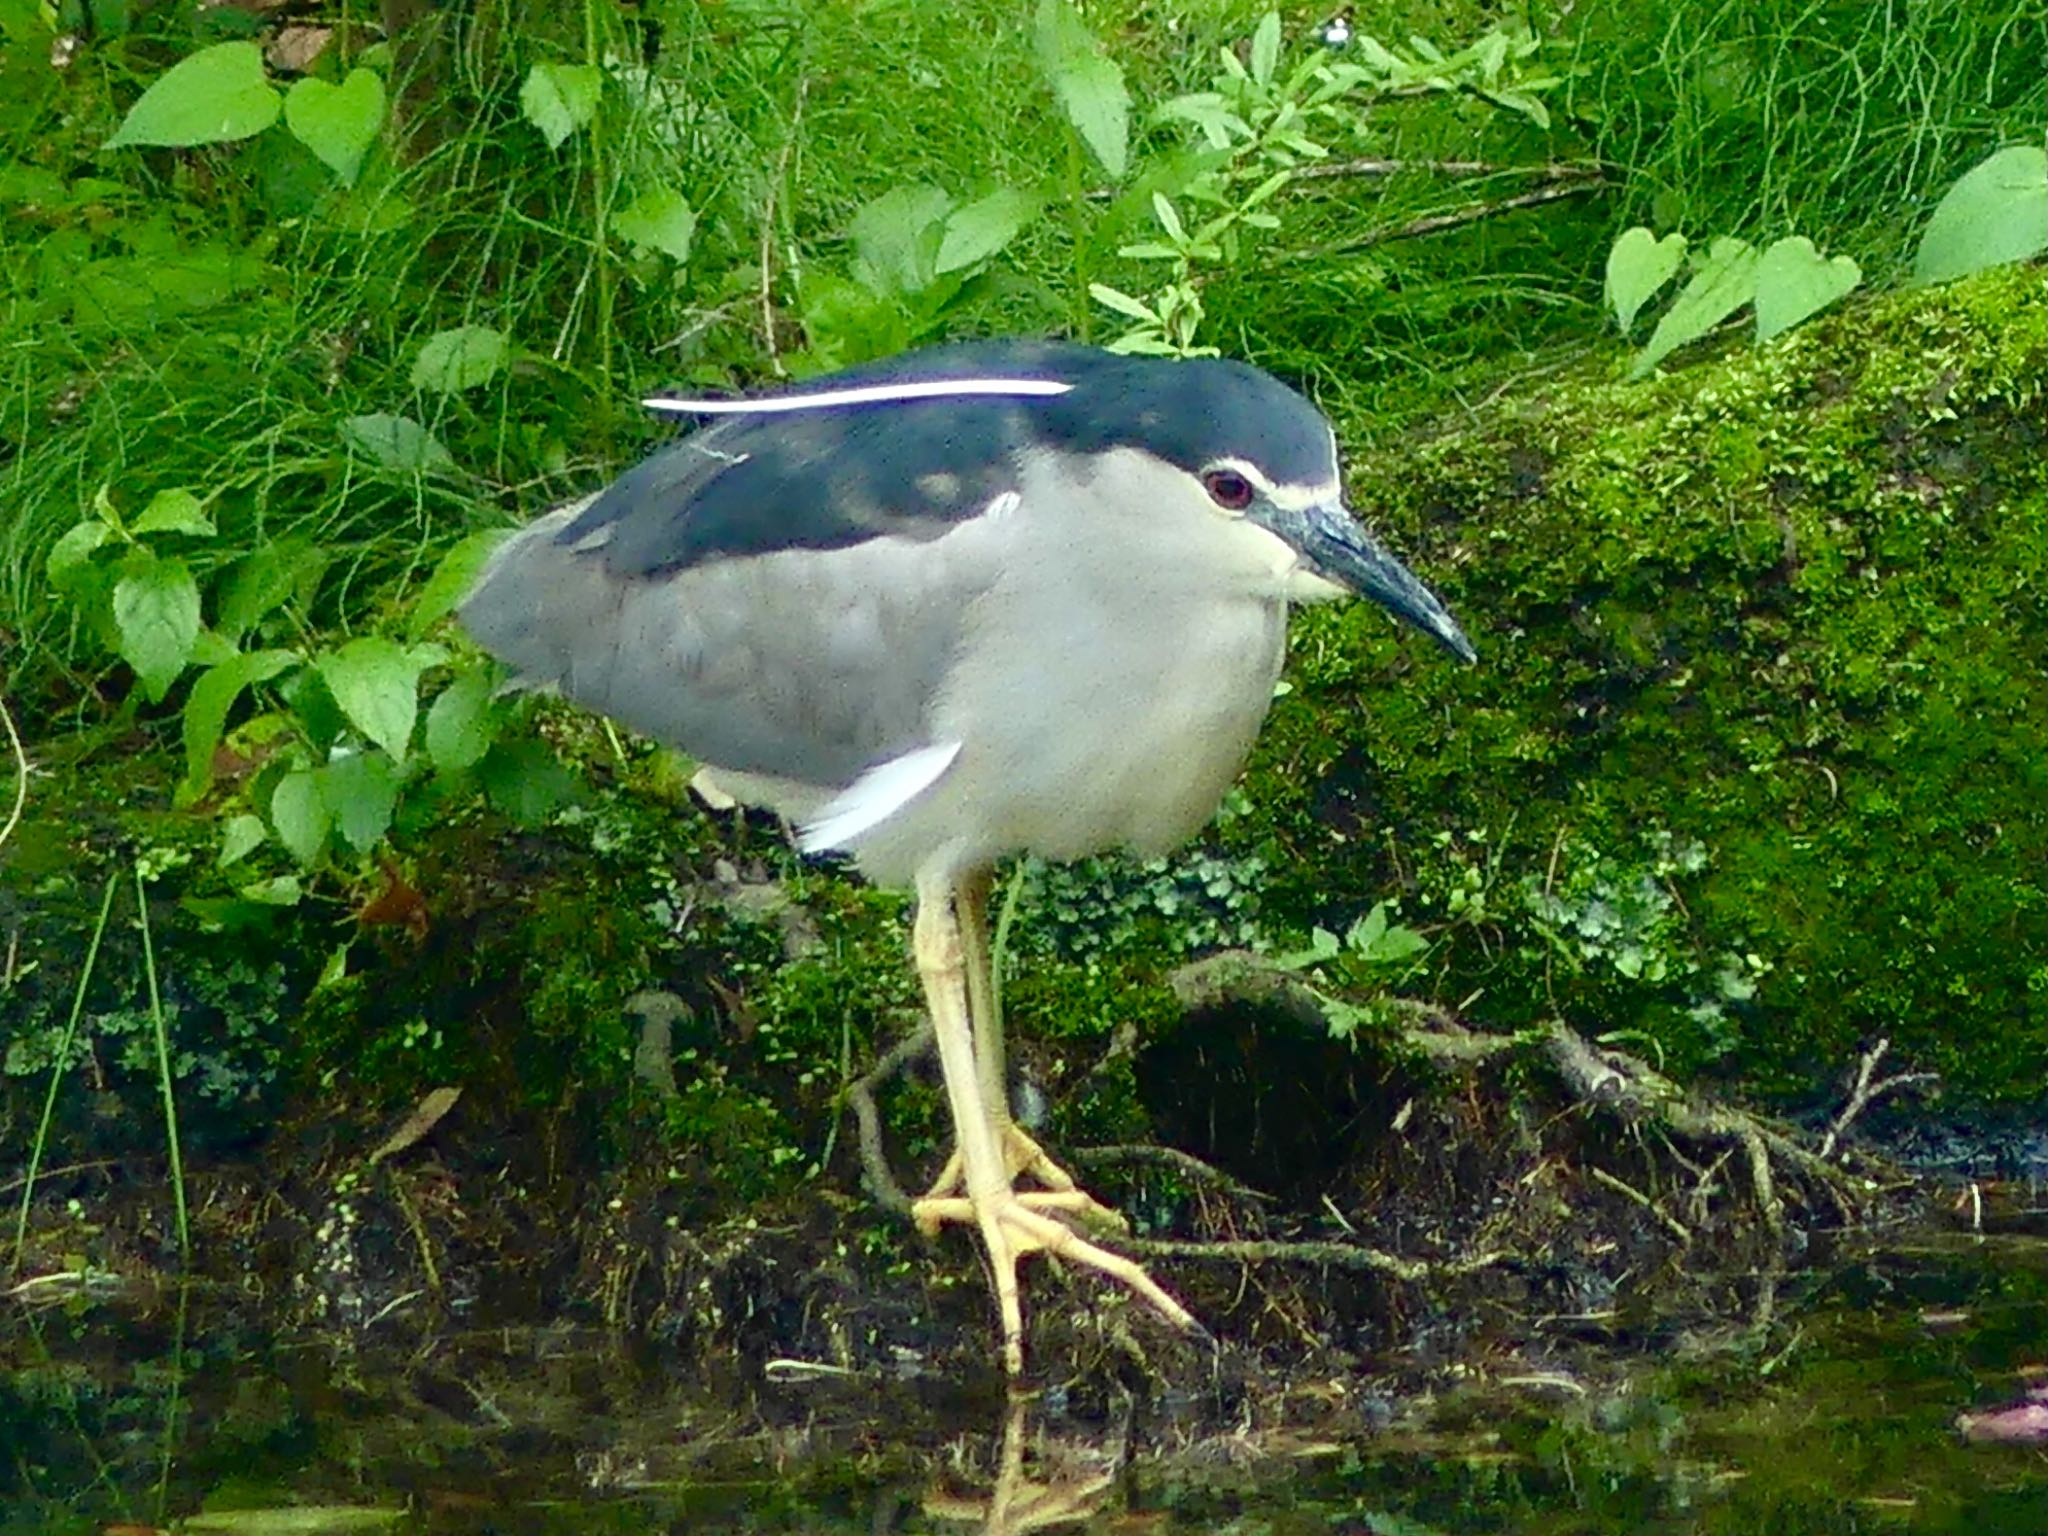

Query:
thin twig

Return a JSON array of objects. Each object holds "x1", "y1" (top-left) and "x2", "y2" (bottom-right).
[
  {"x1": 1127, "y1": 1235, "x2": 1509, "y2": 1280},
  {"x1": 1298, "y1": 181, "x2": 1602, "y2": 258},
  {"x1": 0, "y1": 686, "x2": 25, "y2": 858},
  {"x1": 1819, "y1": 1037, "x2": 1939, "y2": 1159},
  {"x1": 1068, "y1": 1144, "x2": 1275, "y2": 1204},
  {"x1": 1294, "y1": 156, "x2": 1604, "y2": 183},
  {"x1": 1588, "y1": 1165, "x2": 1691, "y2": 1244}
]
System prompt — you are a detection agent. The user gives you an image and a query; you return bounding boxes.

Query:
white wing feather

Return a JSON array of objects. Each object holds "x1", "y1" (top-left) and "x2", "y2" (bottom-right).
[{"x1": 798, "y1": 741, "x2": 963, "y2": 852}]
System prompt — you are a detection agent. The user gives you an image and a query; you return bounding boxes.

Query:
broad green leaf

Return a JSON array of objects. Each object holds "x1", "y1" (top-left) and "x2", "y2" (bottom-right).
[
  {"x1": 1912, "y1": 145, "x2": 2048, "y2": 284},
  {"x1": 849, "y1": 184, "x2": 952, "y2": 295},
  {"x1": 235, "y1": 874, "x2": 304, "y2": 906},
  {"x1": 1629, "y1": 236, "x2": 1757, "y2": 379},
  {"x1": 218, "y1": 813, "x2": 268, "y2": 868},
  {"x1": 1034, "y1": 0, "x2": 1130, "y2": 180},
  {"x1": 319, "y1": 635, "x2": 427, "y2": 761},
  {"x1": 1248, "y1": 12, "x2": 1283, "y2": 86},
  {"x1": 130, "y1": 488, "x2": 214, "y2": 537},
  {"x1": 106, "y1": 42, "x2": 280, "y2": 148},
  {"x1": 270, "y1": 769, "x2": 331, "y2": 866},
  {"x1": 1753, "y1": 236, "x2": 1860, "y2": 342},
  {"x1": 479, "y1": 739, "x2": 576, "y2": 826},
  {"x1": 411, "y1": 325, "x2": 508, "y2": 393},
  {"x1": 324, "y1": 752, "x2": 402, "y2": 852},
  {"x1": 341, "y1": 413, "x2": 452, "y2": 472},
  {"x1": 217, "y1": 543, "x2": 299, "y2": 640},
  {"x1": 614, "y1": 186, "x2": 697, "y2": 262},
  {"x1": 284, "y1": 68, "x2": 385, "y2": 185},
  {"x1": 425, "y1": 668, "x2": 497, "y2": 772},
  {"x1": 179, "y1": 649, "x2": 298, "y2": 806},
  {"x1": 520, "y1": 61, "x2": 601, "y2": 149},
  {"x1": 1603, "y1": 226, "x2": 1687, "y2": 333},
  {"x1": 935, "y1": 188, "x2": 1038, "y2": 274},
  {"x1": 46, "y1": 521, "x2": 110, "y2": 591},
  {"x1": 113, "y1": 550, "x2": 201, "y2": 700},
  {"x1": 407, "y1": 529, "x2": 508, "y2": 640}
]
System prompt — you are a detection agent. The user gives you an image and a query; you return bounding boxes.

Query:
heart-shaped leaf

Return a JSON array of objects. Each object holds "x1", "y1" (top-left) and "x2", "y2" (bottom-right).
[
  {"x1": 1754, "y1": 236, "x2": 1861, "y2": 342},
  {"x1": 285, "y1": 68, "x2": 386, "y2": 185},
  {"x1": 614, "y1": 186, "x2": 697, "y2": 262},
  {"x1": 107, "y1": 42, "x2": 280, "y2": 148},
  {"x1": 520, "y1": 62, "x2": 601, "y2": 149},
  {"x1": 1604, "y1": 226, "x2": 1688, "y2": 333}
]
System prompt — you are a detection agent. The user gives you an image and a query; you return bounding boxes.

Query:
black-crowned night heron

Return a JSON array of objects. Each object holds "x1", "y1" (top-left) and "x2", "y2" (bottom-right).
[{"x1": 460, "y1": 339, "x2": 1473, "y2": 1374}]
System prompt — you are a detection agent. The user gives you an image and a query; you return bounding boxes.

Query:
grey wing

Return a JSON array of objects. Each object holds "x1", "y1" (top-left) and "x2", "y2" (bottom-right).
[{"x1": 459, "y1": 498, "x2": 1001, "y2": 791}]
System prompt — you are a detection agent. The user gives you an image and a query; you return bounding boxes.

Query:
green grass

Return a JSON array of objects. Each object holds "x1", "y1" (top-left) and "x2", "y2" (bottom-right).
[{"x1": 2, "y1": 0, "x2": 2040, "y2": 723}]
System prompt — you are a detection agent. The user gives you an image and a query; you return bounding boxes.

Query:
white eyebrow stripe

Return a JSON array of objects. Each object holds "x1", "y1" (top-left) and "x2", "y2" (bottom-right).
[
  {"x1": 644, "y1": 378, "x2": 1075, "y2": 415},
  {"x1": 1205, "y1": 455, "x2": 1341, "y2": 512}
]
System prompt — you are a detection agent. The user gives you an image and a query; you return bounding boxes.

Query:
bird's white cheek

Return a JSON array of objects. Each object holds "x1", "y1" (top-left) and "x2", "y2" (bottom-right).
[{"x1": 1285, "y1": 566, "x2": 1351, "y2": 605}]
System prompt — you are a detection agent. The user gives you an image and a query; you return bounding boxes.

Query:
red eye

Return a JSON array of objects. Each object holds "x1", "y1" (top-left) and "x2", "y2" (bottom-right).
[{"x1": 1203, "y1": 469, "x2": 1254, "y2": 511}]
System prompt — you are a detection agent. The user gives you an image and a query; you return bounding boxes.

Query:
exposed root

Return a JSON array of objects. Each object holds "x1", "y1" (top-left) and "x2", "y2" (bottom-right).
[
  {"x1": 846, "y1": 1014, "x2": 933, "y2": 1217},
  {"x1": 1170, "y1": 951, "x2": 1884, "y2": 1241}
]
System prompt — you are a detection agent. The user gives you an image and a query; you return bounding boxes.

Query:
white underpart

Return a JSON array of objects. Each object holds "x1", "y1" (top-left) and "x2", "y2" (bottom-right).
[
  {"x1": 644, "y1": 378, "x2": 1074, "y2": 415},
  {"x1": 799, "y1": 740, "x2": 965, "y2": 852}
]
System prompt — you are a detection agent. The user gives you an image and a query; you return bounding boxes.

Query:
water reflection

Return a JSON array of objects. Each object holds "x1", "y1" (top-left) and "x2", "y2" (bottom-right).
[{"x1": 920, "y1": 1396, "x2": 1119, "y2": 1534}]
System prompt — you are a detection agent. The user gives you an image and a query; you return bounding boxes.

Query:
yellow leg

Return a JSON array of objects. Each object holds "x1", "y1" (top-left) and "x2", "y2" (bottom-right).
[
  {"x1": 921, "y1": 870, "x2": 1123, "y2": 1229},
  {"x1": 908, "y1": 872, "x2": 1197, "y2": 1374}
]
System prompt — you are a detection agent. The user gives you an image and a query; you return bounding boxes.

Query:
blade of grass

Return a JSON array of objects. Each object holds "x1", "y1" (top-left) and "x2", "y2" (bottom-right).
[
  {"x1": 135, "y1": 862, "x2": 190, "y2": 1263},
  {"x1": 11, "y1": 873, "x2": 118, "y2": 1274}
]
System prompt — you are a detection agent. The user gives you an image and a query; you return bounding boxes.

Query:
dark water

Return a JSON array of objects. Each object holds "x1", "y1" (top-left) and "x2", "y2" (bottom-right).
[{"x1": 5, "y1": 1232, "x2": 2046, "y2": 1534}]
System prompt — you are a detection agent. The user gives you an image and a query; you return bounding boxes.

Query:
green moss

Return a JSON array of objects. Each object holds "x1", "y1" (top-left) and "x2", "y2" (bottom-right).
[{"x1": 1235, "y1": 267, "x2": 2048, "y2": 1102}]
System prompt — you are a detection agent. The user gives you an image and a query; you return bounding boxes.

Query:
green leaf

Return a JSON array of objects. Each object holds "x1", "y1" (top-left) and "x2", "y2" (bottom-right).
[
  {"x1": 1912, "y1": 145, "x2": 2048, "y2": 285},
  {"x1": 407, "y1": 529, "x2": 508, "y2": 641},
  {"x1": 218, "y1": 813, "x2": 268, "y2": 868},
  {"x1": 1088, "y1": 282, "x2": 1159, "y2": 322},
  {"x1": 425, "y1": 668, "x2": 497, "y2": 772},
  {"x1": 1629, "y1": 236, "x2": 1757, "y2": 378},
  {"x1": 178, "y1": 649, "x2": 298, "y2": 806},
  {"x1": 270, "y1": 769, "x2": 331, "y2": 867},
  {"x1": 130, "y1": 488, "x2": 214, "y2": 537},
  {"x1": 341, "y1": 413, "x2": 452, "y2": 472},
  {"x1": 106, "y1": 42, "x2": 280, "y2": 148},
  {"x1": 1248, "y1": 12, "x2": 1282, "y2": 87},
  {"x1": 849, "y1": 184, "x2": 953, "y2": 295},
  {"x1": 1753, "y1": 236, "x2": 1860, "y2": 343},
  {"x1": 935, "y1": 188, "x2": 1038, "y2": 274},
  {"x1": 217, "y1": 543, "x2": 299, "y2": 640},
  {"x1": 614, "y1": 186, "x2": 697, "y2": 262},
  {"x1": 1034, "y1": 0, "x2": 1130, "y2": 180},
  {"x1": 284, "y1": 68, "x2": 385, "y2": 185},
  {"x1": 113, "y1": 550, "x2": 201, "y2": 700},
  {"x1": 324, "y1": 752, "x2": 402, "y2": 852},
  {"x1": 520, "y1": 61, "x2": 601, "y2": 150},
  {"x1": 1603, "y1": 226, "x2": 1687, "y2": 333},
  {"x1": 46, "y1": 521, "x2": 111, "y2": 591},
  {"x1": 319, "y1": 636, "x2": 428, "y2": 761},
  {"x1": 478, "y1": 739, "x2": 576, "y2": 826},
  {"x1": 411, "y1": 325, "x2": 508, "y2": 393}
]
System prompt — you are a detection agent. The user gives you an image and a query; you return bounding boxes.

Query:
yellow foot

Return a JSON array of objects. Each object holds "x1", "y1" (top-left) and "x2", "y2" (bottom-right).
[
  {"x1": 912, "y1": 1182, "x2": 1199, "y2": 1374},
  {"x1": 922, "y1": 1125, "x2": 1128, "y2": 1235}
]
